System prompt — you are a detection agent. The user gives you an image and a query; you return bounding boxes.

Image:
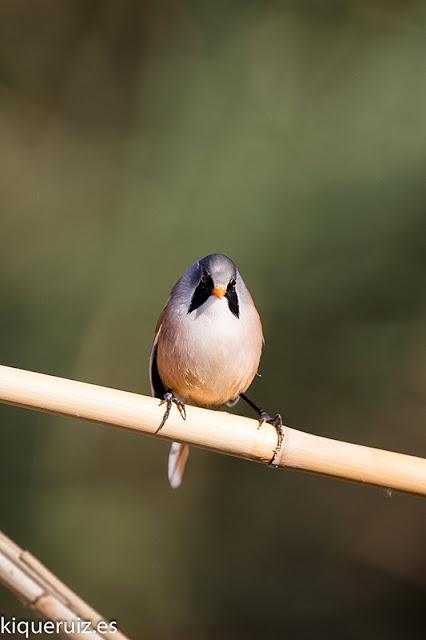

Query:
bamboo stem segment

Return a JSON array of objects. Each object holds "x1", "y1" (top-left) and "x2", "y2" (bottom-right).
[
  {"x1": 0, "y1": 530, "x2": 130, "y2": 639},
  {"x1": 278, "y1": 428, "x2": 426, "y2": 495},
  {"x1": 0, "y1": 364, "x2": 425, "y2": 496}
]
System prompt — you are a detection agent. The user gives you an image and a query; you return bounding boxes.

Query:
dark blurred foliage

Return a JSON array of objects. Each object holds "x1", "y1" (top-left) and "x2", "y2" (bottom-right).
[{"x1": 1, "y1": 1, "x2": 425, "y2": 638}]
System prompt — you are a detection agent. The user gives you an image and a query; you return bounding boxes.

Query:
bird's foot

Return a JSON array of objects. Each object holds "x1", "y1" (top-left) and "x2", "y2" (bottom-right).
[
  {"x1": 258, "y1": 411, "x2": 284, "y2": 466},
  {"x1": 156, "y1": 392, "x2": 186, "y2": 433}
]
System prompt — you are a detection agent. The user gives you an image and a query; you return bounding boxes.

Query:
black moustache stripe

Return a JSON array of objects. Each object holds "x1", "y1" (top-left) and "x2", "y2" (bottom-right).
[
  {"x1": 188, "y1": 275, "x2": 213, "y2": 313},
  {"x1": 226, "y1": 287, "x2": 239, "y2": 318}
]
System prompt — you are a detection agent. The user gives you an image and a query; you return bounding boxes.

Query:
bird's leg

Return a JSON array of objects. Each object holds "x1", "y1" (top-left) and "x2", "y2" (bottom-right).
[
  {"x1": 239, "y1": 393, "x2": 284, "y2": 464},
  {"x1": 156, "y1": 391, "x2": 186, "y2": 433}
]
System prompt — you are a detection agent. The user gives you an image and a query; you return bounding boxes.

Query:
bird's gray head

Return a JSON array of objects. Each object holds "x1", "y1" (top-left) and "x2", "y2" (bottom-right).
[
  {"x1": 177, "y1": 253, "x2": 243, "y2": 318},
  {"x1": 199, "y1": 253, "x2": 237, "y2": 287}
]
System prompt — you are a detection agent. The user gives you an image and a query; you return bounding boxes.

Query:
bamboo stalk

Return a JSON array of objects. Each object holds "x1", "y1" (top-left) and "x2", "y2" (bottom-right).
[
  {"x1": 0, "y1": 530, "x2": 130, "y2": 639},
  {"x1": 0, "y1": 364, "x2": 425, "y2": 495}
]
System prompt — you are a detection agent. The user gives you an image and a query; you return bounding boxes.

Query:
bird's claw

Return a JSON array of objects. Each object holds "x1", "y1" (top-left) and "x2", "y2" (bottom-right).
[{"x1": 156, "y1": 392, "x2": 186, "y2": 433}]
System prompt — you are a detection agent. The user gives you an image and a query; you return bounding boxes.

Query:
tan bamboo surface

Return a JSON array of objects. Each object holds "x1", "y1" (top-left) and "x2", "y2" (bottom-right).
[
  {"x1": 0, "y1": 364, "x2": 425, "y2": 495},
  {"x1": 0, "y1": 530, "x2": 129, "y2": 639}
]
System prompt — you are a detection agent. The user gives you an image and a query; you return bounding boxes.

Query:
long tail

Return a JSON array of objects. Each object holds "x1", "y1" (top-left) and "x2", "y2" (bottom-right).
[{"x1": 168, "y1": 442, "x2": 190, "y2": 489}]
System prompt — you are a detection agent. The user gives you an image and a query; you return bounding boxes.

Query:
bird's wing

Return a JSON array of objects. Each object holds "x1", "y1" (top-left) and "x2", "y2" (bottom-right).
[
  {"x1": 150, "y1": 286, "x2": 175, "y2": 399},
  {"x1": 150, "y1": 279, "x2": 181, "y2": 398},
  {"x1": 149, "y1": 326, "x2": 166, "y2": 399}
]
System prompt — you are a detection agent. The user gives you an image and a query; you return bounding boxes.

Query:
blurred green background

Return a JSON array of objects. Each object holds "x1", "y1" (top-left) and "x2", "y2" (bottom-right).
[{"x1": 1, "y1": 1, "x2": 425, "y2": 638}]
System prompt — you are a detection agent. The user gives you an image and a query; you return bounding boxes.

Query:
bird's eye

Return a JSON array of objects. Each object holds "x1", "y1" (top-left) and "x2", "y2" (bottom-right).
[{"x1": 200, "y1": 273, "x2": 208, "y2": 284}]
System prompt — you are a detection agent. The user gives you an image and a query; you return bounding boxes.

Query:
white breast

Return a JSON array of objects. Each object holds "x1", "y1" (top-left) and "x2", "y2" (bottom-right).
[{"x1": 156, "y1": 295, "x2": 263, "y2": 407}]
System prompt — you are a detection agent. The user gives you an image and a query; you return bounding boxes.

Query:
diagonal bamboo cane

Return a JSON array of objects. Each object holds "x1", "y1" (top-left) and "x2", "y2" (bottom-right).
[
  {"x1": 0, "y1": 530, "x2": 130, "y2": 639},
  {"x1": 0, "y1": 364, "x2": 425, "y2": 495}
]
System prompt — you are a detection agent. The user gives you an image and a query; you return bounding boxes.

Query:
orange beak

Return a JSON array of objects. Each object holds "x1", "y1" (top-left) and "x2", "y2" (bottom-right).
[{"x1": 212, "y1": 285, "x2": 226, "y2": 299}]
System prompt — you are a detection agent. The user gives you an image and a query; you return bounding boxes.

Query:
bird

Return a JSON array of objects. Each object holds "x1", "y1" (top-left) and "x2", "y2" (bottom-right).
[{"x1": 149, "y1": 253, "x2": 283, "y2": 488}]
